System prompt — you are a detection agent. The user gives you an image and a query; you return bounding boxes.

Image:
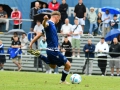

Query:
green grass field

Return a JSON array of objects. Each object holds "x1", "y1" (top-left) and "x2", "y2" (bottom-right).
[{"x1": 0, "y1": 71, "x2": 120, "y2": 90}]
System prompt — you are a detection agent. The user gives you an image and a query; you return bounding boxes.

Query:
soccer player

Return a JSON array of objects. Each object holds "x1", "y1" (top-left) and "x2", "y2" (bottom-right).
[{"x1": 29, "y1": 11, "x2": 71, "y2": 84}]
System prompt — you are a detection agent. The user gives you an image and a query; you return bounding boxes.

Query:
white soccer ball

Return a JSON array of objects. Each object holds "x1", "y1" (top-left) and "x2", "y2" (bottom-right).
[{"x1": 70, "y1": 74, "x2": 82, "y2": 84}]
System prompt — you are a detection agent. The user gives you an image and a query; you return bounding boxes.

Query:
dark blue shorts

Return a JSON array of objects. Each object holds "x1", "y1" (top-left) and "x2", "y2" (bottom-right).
[{"x1": 47, "y1": 50, "x2": 68, "y2": 67}]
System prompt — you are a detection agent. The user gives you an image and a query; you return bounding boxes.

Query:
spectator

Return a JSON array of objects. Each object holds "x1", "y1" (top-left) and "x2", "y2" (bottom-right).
[
  {"x1": 34, "y1": 20, "x2": 44, "y2": 49},
  {"x1": 30, "y1": 2, "x2": 41, "y2": 32},
  {"x1": 74, "y1": 0, "x2": 86, "y2": 31},
  {"x1": 59, "y1": 0, "x2": 68, "y2": 25},
  {"x1": 110, "y1": 14, "x2": 119, "y2": 29},
  {"x1": 109, "y1": 38, "x2": 120, "y2": 76},
  {"x1": 72, "y1": 18, "x2": 83, "y2": 58},
  {"x1": 11, "y1": 36, "x2": 22, "y2": 71},
  {"x1": 95, "y1": 37, "x2": 109, "y2": 76},
  {"x1": 11, "y1": 8, "x2": 22, "y2": 29},
  {"x1": 88, "y1": 7, "x2": 98, "y2": 36},
  {"x1": 40, "y1": 36, "x2": 51, "y2": 74},
  {"x1": 117, "y1": 34, "x2": 120, "y2": 43},
  {"x1": 97, "y1": 12, "x2": 102, "y2": 35},
  {"x1": 0, "y1": 40, "x2": 6, "y2": 71},
  {"x1": 20, "y1": 33, "x2": 28, "y2": 54},
  {"x1": 102, "y1": 10, "x2": 113, "y2": 36},
  {"x1": 83, "y1": 39, "x2": 95, "y2": 75},
  {"x1": 48, "y1": 0, "x2": 60, "y2": 32},
  {"x1": 43, "y1": 4, "x2": 47, "y2": 8},
  {"x1": 0, "y1": 6, "x2": 9, "y2": 31},
  {"x1": 48, "y1": 0, "x2": 60, "y2": 11},
  {"x1": 61, "y1": 36, "x2": 72, "y2": 63},
  {"x1": 32, "y1": 34, "x2": 38, "y2": 49},
  {"x1": 60, "y1": 18, "x2": 72, "y2": 42},
  {"x1": 11, "y1": 32, "x2": 19, "y2": 41}
]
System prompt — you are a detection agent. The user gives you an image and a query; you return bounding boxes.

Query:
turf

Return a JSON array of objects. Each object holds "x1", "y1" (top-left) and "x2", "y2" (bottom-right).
[{"x1": 0, "y1": 71, "x2": 120, "y2": 90}]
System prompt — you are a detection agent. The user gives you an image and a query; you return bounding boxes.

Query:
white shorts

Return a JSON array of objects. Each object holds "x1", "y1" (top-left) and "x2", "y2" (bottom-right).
[{"x1": 78, "y1": 18, "x2": 85, "y2": 25}]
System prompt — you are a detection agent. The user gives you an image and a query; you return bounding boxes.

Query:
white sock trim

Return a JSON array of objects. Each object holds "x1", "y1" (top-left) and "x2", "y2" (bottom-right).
[{"x1": 63, "y1": 70, "x2": 69, "y2": 74}]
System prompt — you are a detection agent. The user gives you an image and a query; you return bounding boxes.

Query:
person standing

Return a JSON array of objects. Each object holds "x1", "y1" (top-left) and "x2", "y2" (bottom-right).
[
  {"x1": 102, "y1": 10, "x2": 113, "y2": 36},
  {"x1": 109, "y1": 38, "x2": 120, "y2": 76},
  {"x1": 59, "y1": 0, "x2": 68, "y2": 25},
  {"x1": 11, "y1": 36, "x2": 22, "y2": 71},
  {"x1": 20, "y1": 33, "x2": 28, "y2": 54},
  {"x1": 95, "y1": 37, "x2": 109, "y2": 76},
  {"x1": 74, "y1": 0, "x2": 86, "y2": 31},
  {"x1": 83, "y1": 39, "x2": 95, "y2": 75},
  {"x1": 48, "y1": 0, "x2": 60, "y2": 32},
  {"x1": 87, "y1": 7, "x2": 98, "y2": 36},
  {"x1": 97, "y1": 12, "x2": 102, "y2": 35},
  {"x1": 0, "y1": 6, "x2": 9, "y2": 31},
  {"x1": 48, "y1": 0, "x2": 60, "y2": 11},
  {"x1": 110, "y1": 15, "x2": 119, "y2": 29},
  {"x1": 72, "y1": 18, "x2": 83, "y2": 58},
  {"x1": 61, "y1": 36, "x2": 72, "y2": 63},
  {"x1": 11, "y1": 8, "x2": 22, "y2": 29},
  {"x1": 40, "y1": 36, "x2": 51, "y2": 74},
  {"x1": 30, "y1": 2, "x2": 40, "y2": 32},
  {"x1": 60, "y1": 18, "x2": 72, "y2": 42},
  {"x1": 0, "y1": 40, "x2": 6, "y2": 71},
  {"x1": 34, "y1": 20, "x2": 44, "y2": 49}
]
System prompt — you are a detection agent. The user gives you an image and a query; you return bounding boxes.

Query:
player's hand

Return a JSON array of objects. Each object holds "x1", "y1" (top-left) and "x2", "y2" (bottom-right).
[{"x1": 44, "y1": 15, "x2": 48, "y2": 20}]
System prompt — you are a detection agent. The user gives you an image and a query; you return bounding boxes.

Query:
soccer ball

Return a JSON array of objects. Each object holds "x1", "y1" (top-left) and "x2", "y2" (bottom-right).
[{"x1": 70, "y1": 74, "x2": 82, "y2": 84}]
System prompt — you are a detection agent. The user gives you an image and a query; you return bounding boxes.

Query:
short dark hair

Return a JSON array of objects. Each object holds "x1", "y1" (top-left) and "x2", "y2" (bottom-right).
[
  {"x1": 101, "y1": 37, "x2": 105, "y2": 39},
  {"x1": 114, "y1": 14, "x2": 117, "y2": 17},
  {"x1": 64, "y1": 36, "x2": 68, "y2": 38},
  {"x1": 36, "y1": 20, "x2": 41, "y2": 23}
]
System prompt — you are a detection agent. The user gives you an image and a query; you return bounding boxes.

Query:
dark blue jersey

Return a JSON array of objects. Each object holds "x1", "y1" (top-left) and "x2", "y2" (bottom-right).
[{"x1": 45, "y1": 20, "x2": 58, "y2": 49}]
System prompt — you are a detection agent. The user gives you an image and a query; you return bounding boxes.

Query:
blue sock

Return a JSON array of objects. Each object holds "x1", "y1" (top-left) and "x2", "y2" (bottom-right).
[
  {"x1": 61, "y1": 70, "x2": 69, "y2": 82},
  {"x1": 39, "y1": 55, "x2": 50, "y2": 64}
]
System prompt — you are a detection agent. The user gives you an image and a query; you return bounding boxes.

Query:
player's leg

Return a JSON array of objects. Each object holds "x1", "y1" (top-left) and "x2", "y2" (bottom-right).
[{"x1": 61, "y1": 60, "x2": 71, "y2": 82}]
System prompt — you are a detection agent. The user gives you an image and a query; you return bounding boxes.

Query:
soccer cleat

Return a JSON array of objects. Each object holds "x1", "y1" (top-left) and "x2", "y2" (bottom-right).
[
  {"x1": 27, "y1": 49, "x2": 40, "y2": 57},
  {"x1": 60, "y1": 81, "x2": 70, "y2": 84}
]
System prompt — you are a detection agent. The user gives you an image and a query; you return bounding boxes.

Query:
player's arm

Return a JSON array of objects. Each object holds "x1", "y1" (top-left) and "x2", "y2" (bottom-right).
[{"x1": 29, "y1": 32, "x2": 43, "y2": 49}]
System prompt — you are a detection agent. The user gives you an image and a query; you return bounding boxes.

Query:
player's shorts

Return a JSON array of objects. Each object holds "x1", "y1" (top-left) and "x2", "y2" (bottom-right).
[
  {"x1": 72, "y1": 38, "x2": 80, "y2": 49},
  {"x1": 47, "y1": 50, "x2": 68, "y2": 67},
  {"x1": 0, "y1": 55, "x2": 6, "y2": 64},
  {"x1": 78, "y1": 17, "x2": 85, "y2": 25},
  {"x1": 12, "y1": 56, "x2": 21, "y2": 63},
  {"x1": 109, "y1": 57, "x2": 120, "y2": 68}
]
